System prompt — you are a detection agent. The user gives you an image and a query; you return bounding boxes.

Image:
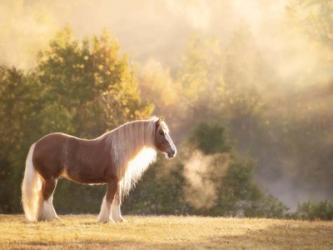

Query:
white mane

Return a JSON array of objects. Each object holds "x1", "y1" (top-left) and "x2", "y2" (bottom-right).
[{"x1": 107, "y1": 118, "x2": 158, "y2": 197}]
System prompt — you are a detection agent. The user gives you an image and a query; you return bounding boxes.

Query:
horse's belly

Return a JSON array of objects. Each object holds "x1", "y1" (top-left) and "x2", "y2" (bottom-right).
[{"x1": 61, "y1": 165, "x2": 108, "y2": 184}]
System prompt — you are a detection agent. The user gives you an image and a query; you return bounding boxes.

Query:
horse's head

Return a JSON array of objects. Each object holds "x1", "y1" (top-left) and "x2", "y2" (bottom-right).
[{"x1": 154, "y1": 118, "x2": 177, "y2": 159}]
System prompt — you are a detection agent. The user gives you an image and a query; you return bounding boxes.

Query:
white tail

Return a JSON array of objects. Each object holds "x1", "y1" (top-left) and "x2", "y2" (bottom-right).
[{"x1": 21, "y1": 143, "x2": 43, "y2": 221}]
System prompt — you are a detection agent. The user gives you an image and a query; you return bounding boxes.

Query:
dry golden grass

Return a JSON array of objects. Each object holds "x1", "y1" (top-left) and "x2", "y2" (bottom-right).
[{"x1": 0, "y1": 215, "x2": 332, "y2": 249}]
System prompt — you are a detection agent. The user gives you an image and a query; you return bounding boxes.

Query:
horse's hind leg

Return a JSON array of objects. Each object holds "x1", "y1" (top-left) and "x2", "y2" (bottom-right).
[
  {"x1": 97, "y1": 180, "x2": 117, "y2": 223},
  {"x1": 39, "y1": 178, "x2": 58, "y2": 221}
]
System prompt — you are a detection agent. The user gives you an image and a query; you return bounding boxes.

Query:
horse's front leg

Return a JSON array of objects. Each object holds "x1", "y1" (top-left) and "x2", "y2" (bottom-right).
[
  {"x1": 110, "y1": 182, "x2": 124, "y2": 223},
  {"x1": 97, "y1": 179, "x2": 117, "y2": 223}
]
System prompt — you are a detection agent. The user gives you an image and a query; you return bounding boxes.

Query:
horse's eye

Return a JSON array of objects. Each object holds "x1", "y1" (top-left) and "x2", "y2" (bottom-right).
[{"x1": 159, "y1": 130, "x2": 165, "y2": 136}]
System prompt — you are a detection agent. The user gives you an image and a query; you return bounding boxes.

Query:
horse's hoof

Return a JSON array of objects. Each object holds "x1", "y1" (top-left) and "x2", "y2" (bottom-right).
[
  {"x1": 112, "y1": 216, "x2": 125, "y2": 223},
  {"x1": 97, "y1": 216, "x2": 109, "y2": 223},
  {"x1": 97, "y1": 219, "x2": 109, "y2": 223},
  {"x1": 55, "y1": 216, "x2": 61, "y2": 222}
]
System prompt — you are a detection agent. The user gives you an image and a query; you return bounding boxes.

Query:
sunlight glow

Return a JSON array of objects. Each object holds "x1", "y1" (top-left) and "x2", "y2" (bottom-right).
[{"x1": 121, "y1": 147, "x2": 157, "y2": 196}]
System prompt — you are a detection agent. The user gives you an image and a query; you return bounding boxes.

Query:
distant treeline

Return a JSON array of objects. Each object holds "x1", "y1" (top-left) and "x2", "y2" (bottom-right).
[{"x1": 1, "y1": 0, "x2": 333, "y2": 220}]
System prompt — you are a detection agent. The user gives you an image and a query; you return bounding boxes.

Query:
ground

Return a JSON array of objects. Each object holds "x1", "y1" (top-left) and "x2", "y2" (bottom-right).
[{"x1": 0, "y1": 215, "x2": 332, "y2": 249}]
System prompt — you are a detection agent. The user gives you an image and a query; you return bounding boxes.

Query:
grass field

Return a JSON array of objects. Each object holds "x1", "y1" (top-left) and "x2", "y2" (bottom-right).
[{"x1": 0, "y1": 215, "x2": 332, "y2": 249}]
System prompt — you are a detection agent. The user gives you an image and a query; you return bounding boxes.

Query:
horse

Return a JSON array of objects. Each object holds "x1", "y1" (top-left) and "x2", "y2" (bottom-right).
[{"x1": 21, "y1": 117, "x2": 177, "y2": 223}]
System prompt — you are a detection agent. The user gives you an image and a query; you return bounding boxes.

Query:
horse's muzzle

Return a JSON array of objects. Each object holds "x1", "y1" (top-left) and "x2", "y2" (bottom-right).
[{"x1": 167, "y1": 148, "x2": 177, "y2": 159}]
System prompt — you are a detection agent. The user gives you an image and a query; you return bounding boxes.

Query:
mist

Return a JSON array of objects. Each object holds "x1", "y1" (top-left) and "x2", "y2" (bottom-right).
[
  {"x1": 183, "y1": 150, "x2": 230, "y2": 209},
  {"x1": 1, "y1": 0, "x2": 333, "y2": 210}
]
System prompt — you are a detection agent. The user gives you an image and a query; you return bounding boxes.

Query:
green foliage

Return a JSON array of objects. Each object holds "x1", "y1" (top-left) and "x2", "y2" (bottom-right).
[
  {"x1": 288, "y1": 0, "x2": 333, "y2": 49},
  {"x1": 216, "y1": 160, "x2": 258, "y2": 211},
  {"x1": 189, "y1": 123, "x2": 230, "y2": 154},
  {"x1": 36, "y1": 27, "x2": 152, "y2": 137},
  {"x1": 247, "y1": 194, "x2": 288, "y2": 218},
  {"x1": 0, "y1": 67, "x2": 41, "y2": 212},
  {"x1": 190, "y1": 122, "x2": 287, "y2": 217},
  {"x1": 295, "y1": 201, "x2": 333, "y2": 220},
  {"x1": 123, "y1": 159, "x2": 189, "y2": 215},
  {"x1": 212, "y1": 155, "x2": 287, "y2": 218}
]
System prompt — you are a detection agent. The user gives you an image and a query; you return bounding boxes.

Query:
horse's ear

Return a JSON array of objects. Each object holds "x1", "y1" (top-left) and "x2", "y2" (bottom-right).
[{"x1": 155, "y1": 118, "x2": 161, "y2": 129}]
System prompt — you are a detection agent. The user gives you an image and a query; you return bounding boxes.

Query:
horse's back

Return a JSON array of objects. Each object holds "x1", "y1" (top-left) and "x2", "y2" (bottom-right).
[{"x1": 32, "y1": 132, "x2": 113, "y2": 183}]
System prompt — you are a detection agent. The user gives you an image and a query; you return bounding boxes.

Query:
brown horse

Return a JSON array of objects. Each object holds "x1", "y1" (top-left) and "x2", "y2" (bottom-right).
[{"x1": 21, "y1": 117, "x2": 176, "y2": 223}]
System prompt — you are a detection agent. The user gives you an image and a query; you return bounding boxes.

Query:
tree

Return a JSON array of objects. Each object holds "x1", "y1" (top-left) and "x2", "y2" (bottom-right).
[
  {"x1": 0, "y1": 67, "x2": 39, "y2": 212},
  {"x1": 296, "y1": 200, "x2": 333, "y2": 220},
  {"x1": 178, "y1": 35, "x2": 225, "y2": 123},
  {"x1": 0, "y1": 27, "x2": 152, "y2": 213},
  {"x1": 36, "y1": 27, "x2": 152, "y2": 137},
  {"x1": 288, "y1": 0, "x2": 333, "y2": 50}
]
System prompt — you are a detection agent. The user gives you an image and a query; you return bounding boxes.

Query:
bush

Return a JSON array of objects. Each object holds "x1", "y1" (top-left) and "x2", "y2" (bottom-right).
[
  {"x1": 295, "y1": 201, "x2": 333, "y2": 220},
  {"x1": 189, "y1": 123, "x2": 230, "y2": 154}
]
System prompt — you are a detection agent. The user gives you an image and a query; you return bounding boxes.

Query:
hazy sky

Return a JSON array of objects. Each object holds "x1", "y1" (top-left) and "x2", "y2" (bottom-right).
[
  {"x1": 0, "y1": 0, "x2": 289, "y2": 68},
  {"x1": 2, "y1": 0, "x2": 328, "y2": 90}
]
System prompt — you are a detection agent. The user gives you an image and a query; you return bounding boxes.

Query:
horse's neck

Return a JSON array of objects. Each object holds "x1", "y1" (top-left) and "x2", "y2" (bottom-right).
[{"x1": 110, "y1": 121, "x2": 155, "y2": 169}]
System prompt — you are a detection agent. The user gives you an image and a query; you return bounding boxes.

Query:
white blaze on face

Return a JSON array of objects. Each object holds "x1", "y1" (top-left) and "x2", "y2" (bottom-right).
[{"x1": 121, "y1": 147, "x2": 157, "y2": 196}]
